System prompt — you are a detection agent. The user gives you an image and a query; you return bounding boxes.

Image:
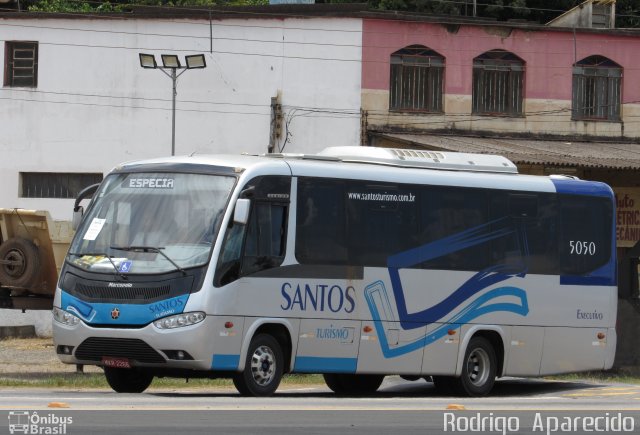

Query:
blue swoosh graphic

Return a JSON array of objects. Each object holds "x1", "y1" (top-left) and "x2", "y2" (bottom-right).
[
  {"x1": 365, "y1": 280, "x2": 529, "y2": 358},
  {"x1": 61, "y1": 290, "x2": 189, "y2": 325},
  {"x1": 387, "y1": 217, "x2": 529, "y2": 329},
  {"x1": 364, "y1": 216, "x2": 531, "y2": 358}
]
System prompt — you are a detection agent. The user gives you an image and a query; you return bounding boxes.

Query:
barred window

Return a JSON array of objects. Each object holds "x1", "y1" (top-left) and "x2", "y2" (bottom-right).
[
  {"x1": 472, "y1": 50, "x2": 524, "y2": 116},
  {"x1": 4, "y1": 41, "x2": 38, "y2": 88},
  {"x1": 20, "y1": 173, "x2": 103, "y2": 199},
  {"x1": 389, "y1": 45, "x2": 444, "y2": 113},
  {"x1": 572, "y1": 56, "x2": 621, "y2": 122}
]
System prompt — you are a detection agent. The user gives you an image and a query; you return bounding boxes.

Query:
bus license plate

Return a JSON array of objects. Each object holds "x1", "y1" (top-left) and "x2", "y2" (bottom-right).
[{"x1": 102, "y1": 357, "x2": 131, "y2": 369}]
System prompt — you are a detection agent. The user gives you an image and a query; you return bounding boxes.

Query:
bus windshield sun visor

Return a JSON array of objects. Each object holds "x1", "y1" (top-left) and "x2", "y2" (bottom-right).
[{"x1": 67, "y1": 252, "x2": 127, "y2": 281}]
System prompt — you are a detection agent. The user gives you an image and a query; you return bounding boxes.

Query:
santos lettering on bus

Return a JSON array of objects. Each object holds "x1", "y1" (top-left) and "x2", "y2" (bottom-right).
[{"x1": 280, "y1": 283, "x2": 356, "y2": 313}]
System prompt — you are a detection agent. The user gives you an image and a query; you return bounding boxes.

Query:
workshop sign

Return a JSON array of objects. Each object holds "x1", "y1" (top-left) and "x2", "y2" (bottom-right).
[{"x1": 615, "y1": 188, "x2": 640, "y2": 248}]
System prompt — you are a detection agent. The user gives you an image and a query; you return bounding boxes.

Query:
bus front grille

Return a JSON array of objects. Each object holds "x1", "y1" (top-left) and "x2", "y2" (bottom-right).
[
  {"x1": 75, "y1": 337, "x2": 166, "y2": 364},
  {"x1": 75, "y1": 283, "x2": 171, "y2": 301}
]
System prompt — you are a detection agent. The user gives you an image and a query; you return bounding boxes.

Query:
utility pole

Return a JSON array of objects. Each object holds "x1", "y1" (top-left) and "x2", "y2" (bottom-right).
[{"x1": 269, "y1": 93, "x2": 283, "y2": 153}]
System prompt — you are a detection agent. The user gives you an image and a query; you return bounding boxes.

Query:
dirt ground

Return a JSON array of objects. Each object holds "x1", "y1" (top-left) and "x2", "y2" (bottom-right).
[{"x1": 0, "y1": 338, "x2": 101, "y2": 374}]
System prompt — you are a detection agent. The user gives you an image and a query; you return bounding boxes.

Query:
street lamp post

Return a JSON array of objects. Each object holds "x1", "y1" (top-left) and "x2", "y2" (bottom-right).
[{"x1": 139, "y1": 53, "x2": 207, "y2": 156}]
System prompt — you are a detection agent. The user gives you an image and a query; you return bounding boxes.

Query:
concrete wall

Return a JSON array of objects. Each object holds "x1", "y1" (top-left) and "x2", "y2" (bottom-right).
[
  {"x1": 0, "y1": 15, "x2": 362, "y2": 334},
  {"x1": 0, "y1": 310, "x2": 52, "y2": 337},
  {"x1": 362, "y1": 19, "x2": 640, "y2": 137},
  {"x1": 0, "y1": 16, "x2": 363, "y2": 221}
]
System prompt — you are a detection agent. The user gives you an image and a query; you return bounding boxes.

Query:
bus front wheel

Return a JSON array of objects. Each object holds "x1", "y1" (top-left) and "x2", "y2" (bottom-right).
[
  {"x1": 457, "y1": 336, "x2": 497, "y2": 397},
  {"x1": 104, "y1": 367, "x2": 153, "y2": 393},
  {"x1": 234, "y1": 334, "x2": 284, "y2": 397},
  {"x1": 323, "y1": 374, "x2": 384, "y2": 395}
]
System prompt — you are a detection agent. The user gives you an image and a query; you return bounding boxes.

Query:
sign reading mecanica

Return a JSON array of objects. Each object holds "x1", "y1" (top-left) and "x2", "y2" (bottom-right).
[{"x1": 615, "y1": 188, "x2": 640, "y2": 248}]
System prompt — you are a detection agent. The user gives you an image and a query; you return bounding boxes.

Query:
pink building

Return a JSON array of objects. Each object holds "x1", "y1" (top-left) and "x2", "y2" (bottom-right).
[{"x1": 362, "y1": 18, "x2": 640, "y2": 139}]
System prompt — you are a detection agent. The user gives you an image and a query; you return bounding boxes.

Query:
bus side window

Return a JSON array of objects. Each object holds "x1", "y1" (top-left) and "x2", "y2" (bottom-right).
[
  {"x1": 241, "y1": 203, "x2": 287, "y2": 276},
  {"x1": 559, "y1": 195, "x2": 612, "y2": 275},
  {"x1": 215, "y1": 221, "x2": 246, "y2": 286},
  {"x1": 214, "y1": 175, "x2": 291, "y2": 286}
]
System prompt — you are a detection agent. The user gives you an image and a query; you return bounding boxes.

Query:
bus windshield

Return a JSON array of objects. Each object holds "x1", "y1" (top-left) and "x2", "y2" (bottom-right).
[{"x1": 68, "y1": 172, "x2": 236, "y2": 274}]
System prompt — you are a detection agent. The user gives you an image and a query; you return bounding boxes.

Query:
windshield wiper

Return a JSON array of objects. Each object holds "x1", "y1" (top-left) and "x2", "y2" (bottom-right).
[
  {"x1": 68, "y1": 252, "x2": 128, "y2": 281},
  {"x1": 110, "y1": 246, "x2": 187, "y2": 276}
]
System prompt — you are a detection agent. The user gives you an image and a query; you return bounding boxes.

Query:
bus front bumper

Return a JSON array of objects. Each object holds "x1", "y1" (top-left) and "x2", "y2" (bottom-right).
[{"x1": 52, "y1": 314, "x2": 245, "y2": 372}]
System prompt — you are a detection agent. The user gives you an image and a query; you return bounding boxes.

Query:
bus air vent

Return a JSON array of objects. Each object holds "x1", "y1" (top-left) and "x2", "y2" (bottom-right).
[
  {"x1": 75, "y1": 283, "x2": 171, "y2": 301},
  {"x1": 316, "y1": 146, "x2": 518, "y2": 174}
]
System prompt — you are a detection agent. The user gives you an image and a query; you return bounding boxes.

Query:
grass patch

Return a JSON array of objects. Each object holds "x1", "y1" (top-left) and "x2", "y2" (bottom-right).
[
  {"x1": 545, "y1": 371, "x2": 640, "y2": 385},
  {"x1": 0, "y1": 373, "x2": 324, "y2": 389}
]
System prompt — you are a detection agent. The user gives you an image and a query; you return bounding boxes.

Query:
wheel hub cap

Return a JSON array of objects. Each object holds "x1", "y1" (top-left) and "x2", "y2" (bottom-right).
[
  {"x1": 466, "y1": 348, "x2": 490, "y2": 387},
  {"x1": 250, "y1": 345, "x2": 276, "y2": 386}
]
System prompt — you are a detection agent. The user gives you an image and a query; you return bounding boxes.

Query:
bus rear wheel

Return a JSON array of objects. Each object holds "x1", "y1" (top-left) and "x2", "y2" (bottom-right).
[
  {"x1": 233, "y1": 334, "x2": 284, "y2": 397},
  {"x1": 104, "y1": 367, "x2": 153, "y2": 393},
  {"x1": 456, "y1": 336, "x2": 497, "y2": 397},
  {"x1": 323, "y1": 374, "x2": 384, "y2": 395}
]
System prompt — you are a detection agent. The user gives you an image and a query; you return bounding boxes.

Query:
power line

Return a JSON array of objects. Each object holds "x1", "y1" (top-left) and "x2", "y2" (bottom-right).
[
  {"x1": 3, "y1": 38, "x2": 640, "y2": 71},
  {"x1": 0, "y1": 21, "x2": 364, "y2": 49},
  {"x1": 2, "y1": 14, "x2": 639, "y2": 48},
  {"x1": 0, "y1": 95, "x2": 270, "y2": 115},
  {"x1": 2, "y1": 87, "x2": 638, "y2": 120},
  {"x1": 28, "y1": 41, "x2": 362, "y2": 63},
  {"x1": 1, "y1": 88, "x2": 272, "y2": 108}
]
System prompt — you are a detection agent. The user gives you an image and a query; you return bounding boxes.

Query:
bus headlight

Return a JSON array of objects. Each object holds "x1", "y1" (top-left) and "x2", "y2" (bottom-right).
[
  {"x1": 52, "y1": 307, "x2": 81, "y2": 326},
  {"x1": 153, "y1": 312, "x2": 205, "y2": 330}
]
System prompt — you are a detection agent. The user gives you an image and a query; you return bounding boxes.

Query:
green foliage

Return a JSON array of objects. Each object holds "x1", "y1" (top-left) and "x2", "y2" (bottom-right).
[
  {"x1": 0, "y1": 373, "x2": 324, "y2": 389},
  {"x1": 20, "y1": 0, "x2": 640, "y2": 28},
  {"x1": 25, "y1": 0, "x2": 269, "y2": 13},
  {"x1": 27, "y1": 0, "x2": 122, "y2": 12}
]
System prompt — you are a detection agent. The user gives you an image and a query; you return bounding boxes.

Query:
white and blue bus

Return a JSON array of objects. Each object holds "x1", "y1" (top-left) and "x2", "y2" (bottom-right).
[{"x1": 53, "y1": 147, "x2": 617, "y2": 396}]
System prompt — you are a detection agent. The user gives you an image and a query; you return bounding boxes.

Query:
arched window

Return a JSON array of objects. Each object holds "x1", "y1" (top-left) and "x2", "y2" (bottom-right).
[
  {"x1": 572, "y1": 56, "x2": 622, "y2": 121},
  {"x1": 389, "y1": 45, "x2": 444, "y2": 113},
  {"x1": 472, "y1": 50, "x2": 524, "y2": 116}
]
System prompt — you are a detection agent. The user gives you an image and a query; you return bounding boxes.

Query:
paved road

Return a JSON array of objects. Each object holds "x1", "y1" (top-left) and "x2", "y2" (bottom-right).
[{"x1": 1, "y1": 377, "x2": 639, "y2": 434}]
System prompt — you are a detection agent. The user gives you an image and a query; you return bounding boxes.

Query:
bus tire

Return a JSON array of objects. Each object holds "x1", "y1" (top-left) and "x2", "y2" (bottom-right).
[
  {"x1": 323, "y1": 374, "x2": 384, "y2": 396},
  {"x1": 104, "y1": 367, "x2": 153, "y2": 393},
  {"x1": 233, "y1": 334, "x2": 283, "y2": 397},
  {"x1": 456, "y1": 336, "x2": 497, "y2": 397},
  {"x1": 0, "y1": 238, "x2": 41, "y2": 289}
]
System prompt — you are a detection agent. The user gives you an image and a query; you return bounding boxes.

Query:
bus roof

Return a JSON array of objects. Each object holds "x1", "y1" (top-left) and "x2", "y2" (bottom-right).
[{"x1": 112, "y1": 148, "x2": 611, "y2": 196}]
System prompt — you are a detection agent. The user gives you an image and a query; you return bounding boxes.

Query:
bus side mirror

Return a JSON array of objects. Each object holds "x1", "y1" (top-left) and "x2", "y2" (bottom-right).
[
  {"x1": 234, "y1": 198, "x2": 251, "y2": 225},
  {"x1": 72, "y1": 183, "x2": 100, "y2": 231},
  {"x1": 72, "y1": 206, "x2": 84, "y2": 231}
]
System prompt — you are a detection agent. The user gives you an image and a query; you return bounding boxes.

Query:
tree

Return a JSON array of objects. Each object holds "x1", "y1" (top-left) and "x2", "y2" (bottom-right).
[
  {"x1": 19, "y1": 0, "x2": 640, "y2": 28},
  {"x1": 24, "y1": 0, "x2": 268, "y2": 13},
  {"x1": 366, "y1": 0, "x2": 638, "y2": 28}
]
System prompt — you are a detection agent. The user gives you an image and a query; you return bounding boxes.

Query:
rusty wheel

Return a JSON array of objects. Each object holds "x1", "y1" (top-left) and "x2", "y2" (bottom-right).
[{"x1": 0, "y1": 238, "x2": 41, "y2": 288}]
